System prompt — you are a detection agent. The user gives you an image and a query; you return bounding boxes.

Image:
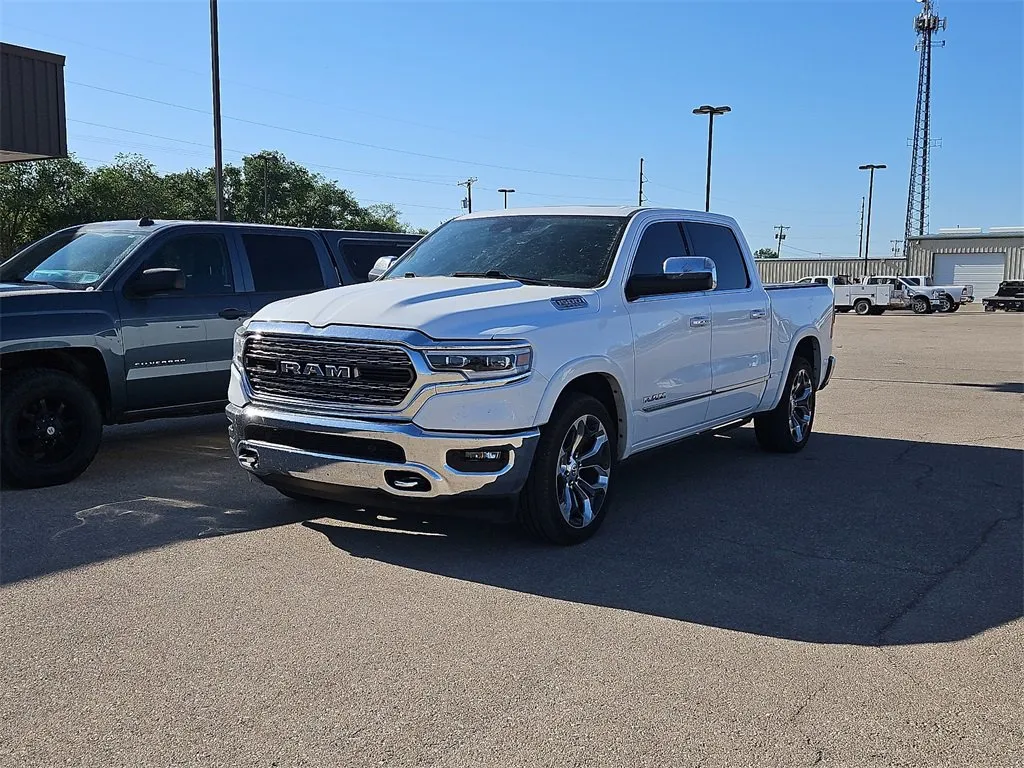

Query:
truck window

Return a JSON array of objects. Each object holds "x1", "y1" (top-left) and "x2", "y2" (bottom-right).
[
  {"x1": 139, "y1": 234, "x2": 234, "y2": 295},
  {"x1": 341, "y1": 240, "x2": 413, "y2": 282},
  {"x1": 242, "y1": 234, "x2": 325, "y2": 292},
  {"x1": 814, "y1": 278, "x2": 829, "y2": 285},
  {"x1": 797, "y1": 277, "x2": 812, "y2": 284},
  {"x1": 628, "y1": 222, "x2": 688, "y2": 277},
  {"x1": 684, "y1": 222, "x2": 750, "y2": 291}
]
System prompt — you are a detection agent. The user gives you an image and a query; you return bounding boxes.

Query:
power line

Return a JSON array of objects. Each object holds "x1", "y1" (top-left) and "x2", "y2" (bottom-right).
[{"x1": 67, "y1": 80, "x2": 632, "y2": 183}]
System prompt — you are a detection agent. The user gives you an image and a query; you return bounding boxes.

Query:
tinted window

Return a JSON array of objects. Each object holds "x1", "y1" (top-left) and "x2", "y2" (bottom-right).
[
  {"x1": 140, "y1": 234, "x2": 233, "y2": 295},
  {"x1": 684, "y1": 222, "x2": 750, "y2": 291},
  {"x1": 242, "y1": 234, "x2": 324, "y2": 292},
  {"x1": 342, "y1": 240, "x2": 413, "y2": 282},
  {"x1": 628, "y1": 222, "x2": 688, "y2": 277},
  {"x1": 814, "y1": 278, "x2": 829, "y2": 285}
]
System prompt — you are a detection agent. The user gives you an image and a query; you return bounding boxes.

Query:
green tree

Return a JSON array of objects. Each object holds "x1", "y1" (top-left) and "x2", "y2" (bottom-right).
[
  {"x1": 0, "y1": 155, "x2": 90, "y2": 257},
  {"x1": 754, "y1": 247, "x2": 779, "y2": 259}
]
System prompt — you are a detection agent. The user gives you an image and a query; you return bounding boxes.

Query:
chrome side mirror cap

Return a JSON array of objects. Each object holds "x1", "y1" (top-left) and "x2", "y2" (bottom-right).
[
  {"x1": 368, "y1": 255, "x2": 397, "y2": 281},
  {"x1": 663, "y1": 256, "x2": 717, "y2": 291}
]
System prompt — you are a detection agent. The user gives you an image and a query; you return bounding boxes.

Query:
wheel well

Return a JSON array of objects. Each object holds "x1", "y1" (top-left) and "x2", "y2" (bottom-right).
[
  {"x1": 794, "y1": 336, "x2": 820, "y2": 384},
  {"x1": 1, "y1": 348, "x2": 112, "y2": 422},
  {"x1": 555, "y1": 373, "x2": 626, "y2": 458}
]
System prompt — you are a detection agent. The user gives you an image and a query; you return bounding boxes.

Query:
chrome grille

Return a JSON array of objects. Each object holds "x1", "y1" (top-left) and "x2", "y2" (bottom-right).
[{"x1": 243, "y1": 335, "x2": 416, "y2": 407}]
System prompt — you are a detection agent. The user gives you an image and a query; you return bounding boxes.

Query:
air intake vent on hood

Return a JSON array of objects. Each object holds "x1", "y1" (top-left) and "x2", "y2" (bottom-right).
[{"x1": 551, "y1": 296, "x2": 588, "y2": 310}]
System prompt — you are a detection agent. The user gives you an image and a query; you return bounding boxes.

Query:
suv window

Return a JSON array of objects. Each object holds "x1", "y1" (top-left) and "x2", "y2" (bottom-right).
[
  {"x1": 242, "y1": 234, "x2": 325, "y2": 292},
  {"x1": 342, "y1": 240, "x2": 414, "y2": 282},
  {"x1": 139, "y1": 233, "x2": 234, "y2": 295},
  {"x1": 684, "y1": 222, "x2": 750, "y2": 291},
  {"x1": 629, "y1": 222, "x2": 688, "y2": 278}
]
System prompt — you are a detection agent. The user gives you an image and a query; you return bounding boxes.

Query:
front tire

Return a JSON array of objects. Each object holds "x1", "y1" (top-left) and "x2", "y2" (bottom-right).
[
  {"x1": 854, "y1": 299, "x2": 872, "y2": 315},
  {"x1": 0, "y1": 369, "x2": 104, "y2": 488},
  {"x1": 754, "y1": 357, "x2": 816, "y2": 453},
  {"x1": 912, "y1": 296, "x2": 932, "y2": 314},
  {"x1": 947, "y1": 302, "x2": 960, "y2": 312},
  {"x1": 519, "y1": 393, "x2": 615, "y2": 545}
]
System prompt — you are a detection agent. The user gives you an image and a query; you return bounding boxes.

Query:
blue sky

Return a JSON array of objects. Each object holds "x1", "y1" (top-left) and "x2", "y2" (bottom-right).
[{"x1": 4, "y1": 0, "x2": 1021, "y2": 255}]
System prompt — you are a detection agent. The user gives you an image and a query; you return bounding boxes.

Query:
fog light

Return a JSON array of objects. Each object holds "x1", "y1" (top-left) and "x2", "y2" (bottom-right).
[
  {"x1": 464, "y1": 449, "x2": 503, "y2": 461},
  {"x1": 446, "y1": 447, "x2": 511, "y2": 473}
]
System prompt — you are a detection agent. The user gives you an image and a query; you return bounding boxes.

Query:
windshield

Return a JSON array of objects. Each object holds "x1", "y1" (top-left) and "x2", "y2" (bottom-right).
[
  {"x1": 0, "y1": 228, "x2": 146, "y2": 289},
  {"x1": 383, "y1": 215, "x2": 629, "y2": 288}
]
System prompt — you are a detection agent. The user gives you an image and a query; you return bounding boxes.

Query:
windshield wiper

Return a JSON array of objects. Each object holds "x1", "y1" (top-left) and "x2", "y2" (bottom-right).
[{"x1": 450, "y1": 270, "x2": 552, "y2": 286}]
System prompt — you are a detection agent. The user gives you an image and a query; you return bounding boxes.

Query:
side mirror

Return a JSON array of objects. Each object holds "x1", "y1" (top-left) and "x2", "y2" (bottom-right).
[
  {"x1": 626, "y1": 256, "x2": 716, "y2": 300},
  {"x1": 368, "y1": 255, "x2": 397, "y2": 281},
  {"x1": 129, "y1": 267, "x2": 185, "y2": 296}
]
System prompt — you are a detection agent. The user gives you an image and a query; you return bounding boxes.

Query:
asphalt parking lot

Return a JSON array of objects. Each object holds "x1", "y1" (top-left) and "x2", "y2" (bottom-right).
[{"x1": 2, "y1": 311, "x2": 1021, "y2": 767}]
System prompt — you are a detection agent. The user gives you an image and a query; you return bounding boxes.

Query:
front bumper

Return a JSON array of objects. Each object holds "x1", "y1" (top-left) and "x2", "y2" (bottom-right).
[
  {"x1": 227, "y1": 404, "x2": 539, "y2": 501},
  {"x1": 819, "y1": 355, "x2": 837, "y2": 391}
]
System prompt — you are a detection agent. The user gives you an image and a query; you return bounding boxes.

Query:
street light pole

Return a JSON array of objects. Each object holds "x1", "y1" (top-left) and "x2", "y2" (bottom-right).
[
  {"x1": 858, "y1": 164, "x2": 886, "y2": 271},
  {"x1": 692, "y1": 105, "x2": 731, "y2": 212},
  {"x1": 497, "y1": 188, "x2": 515, "y2": 209},
  {"x1": 210, "y1": 0, "x2": 224, "y2": 221}
]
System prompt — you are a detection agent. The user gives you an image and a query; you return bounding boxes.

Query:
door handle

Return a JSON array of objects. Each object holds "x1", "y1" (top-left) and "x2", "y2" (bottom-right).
[
  {"x1": 750, "y1": 308, "x2": 767, "y2": 319},
  {"x1": 690, "y1": 316, "x2": 711, "y2": 327},
  {"x1": 218, "y1": 308, "x2": 250, "y2": 320}
]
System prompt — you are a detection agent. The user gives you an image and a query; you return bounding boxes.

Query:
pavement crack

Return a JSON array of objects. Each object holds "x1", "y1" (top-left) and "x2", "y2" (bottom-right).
[{"x1": 874, "y1": 514, "x2": 1022, "y2": 644}]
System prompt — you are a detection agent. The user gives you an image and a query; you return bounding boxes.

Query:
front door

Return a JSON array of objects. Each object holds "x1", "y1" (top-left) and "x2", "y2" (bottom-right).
[
  {"x1": 624, "y1": 220, "x2": 713, "y2": 447},
  {"x1": 116, "y1": 230, "x2": 249, "y2": 411},
  {"x1": 684, "y1": 221, "x2": 771, "y2": 423}
]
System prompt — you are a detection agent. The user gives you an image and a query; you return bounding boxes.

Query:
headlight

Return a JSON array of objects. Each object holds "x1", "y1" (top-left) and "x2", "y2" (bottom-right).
[
  {"x1": 425, "y1": 345, "x2": 532, "y2": 380},
  {"x1": 232, "y1": 324, "x2": 250, "y2": 364}
]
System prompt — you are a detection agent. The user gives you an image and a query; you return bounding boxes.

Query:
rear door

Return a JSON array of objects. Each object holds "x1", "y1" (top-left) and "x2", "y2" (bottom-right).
[
  {"x1": 116, "y1": 228, "x2": 248, "y2": 410},
  {"x1": 235, "y1": 230, "x2": 334, "y2": 314},
  {"x1": 685, "y1": 221, "x2": 771, "y2": 423}
]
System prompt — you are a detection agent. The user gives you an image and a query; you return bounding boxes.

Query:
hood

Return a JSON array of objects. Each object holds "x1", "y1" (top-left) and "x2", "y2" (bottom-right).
[
  {"x1": 253, "y1": 276, "x2": 600, "y2": 340},
  {"x1": 0, "y1": 282, "x2": 74, "y2": 296}
]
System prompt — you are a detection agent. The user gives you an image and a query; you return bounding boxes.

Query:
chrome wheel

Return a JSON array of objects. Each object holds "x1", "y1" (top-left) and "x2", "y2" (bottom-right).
[
  {"x1": 938, "y1": 295, "x2": 952, "y2": 312},
  {"x1": 555, "y1": 414, "x2": 611, "y2": 529},
  {"x1": 788, "y1": 369, "x2": 814, "y2": 443}
]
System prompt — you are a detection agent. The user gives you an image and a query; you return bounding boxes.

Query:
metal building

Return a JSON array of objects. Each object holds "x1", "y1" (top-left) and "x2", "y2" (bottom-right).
[
  {"x1": 0, "y1": 43, "x2": 67, "y2": 163},
  {"x1": 755, "y1": 258, "x2": 905, "y2": 285},
  {"x1": 907, "y1": 229, "x2": 1024, "y2": 301}
]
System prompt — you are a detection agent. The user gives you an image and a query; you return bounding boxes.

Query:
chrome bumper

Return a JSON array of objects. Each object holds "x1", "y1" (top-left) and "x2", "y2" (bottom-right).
[
  {"x1": 819, "y1": 355, "x2": 837, "y2": 391},
  {"x1": 226, "y1": 404, "x2": 539, "y2": 500}
]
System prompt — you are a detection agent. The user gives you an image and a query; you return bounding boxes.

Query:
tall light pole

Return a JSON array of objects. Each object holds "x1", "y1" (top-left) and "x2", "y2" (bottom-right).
[
  {"x1": 497, "y1": 188, "x2": 515, "y2": 209},
  {"x1": 859, "y1": 164, "x2": 886, "y2": 270},
  {"x1": 210, "y1": 0, "x2": 224, "y2": 221},
  {"x1": 692, "y1": 104, "x2": 731, "y2": 212}
]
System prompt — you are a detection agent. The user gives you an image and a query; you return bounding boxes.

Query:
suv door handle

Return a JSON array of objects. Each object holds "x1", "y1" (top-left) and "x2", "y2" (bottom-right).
[
  {"x1": 750, "y1": 308, "x2": 767, "y2": 319},
  {"x1": 218, "y1": 308, "x2": 250, "y2": 320},
  {"x1": 690, "y1": 316, "x2": 711, "y2": 327}
]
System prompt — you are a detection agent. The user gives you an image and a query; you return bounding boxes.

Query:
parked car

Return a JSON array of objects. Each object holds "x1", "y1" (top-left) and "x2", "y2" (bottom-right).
[
  {"x1": 794, "y1": 275, "x2": 892, "y2": 315},
  {"x1": 982, "y1": 280, "x2": 1024, "y2": 312},
  {"x1": 863, "y1": 275, "x2": 974, "y2": 314},
  {"x1": 0, "y1": 219, "x2": 421, "y2": 487},
  {"x1": 227, "y1": 206, "x2": 836, "y2": 544}
]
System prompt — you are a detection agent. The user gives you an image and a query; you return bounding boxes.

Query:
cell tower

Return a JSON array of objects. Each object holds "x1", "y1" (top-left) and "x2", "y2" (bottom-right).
[{"x1": 903, "y1": 0, "x2": 947, "y2": 252}]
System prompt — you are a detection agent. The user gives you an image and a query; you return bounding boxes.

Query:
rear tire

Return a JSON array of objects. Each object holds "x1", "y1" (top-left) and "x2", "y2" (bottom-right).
[
  {"x1": 754, "y1": 357, "x2": 815, "y2": 454},
  {"x1": 0, "y1": 369, "x2": 104, "y2": 488},
  {"x1": 947, "y1": 302, "x2": 960, "y2": 312},
  {"x1": 518, "y1": 393, "x2": 616, "y2": 545},
  {"x1": 854, "y1": 299, "x2": 871, "y2": 315},
  {"x1": 937, "y1": 294, "x2": 955, "y2": 313}
]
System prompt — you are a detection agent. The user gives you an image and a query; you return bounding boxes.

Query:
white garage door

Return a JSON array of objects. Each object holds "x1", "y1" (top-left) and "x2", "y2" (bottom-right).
[{"x1": 932, "y1": 252, "x2": 1006, "y2": 300}]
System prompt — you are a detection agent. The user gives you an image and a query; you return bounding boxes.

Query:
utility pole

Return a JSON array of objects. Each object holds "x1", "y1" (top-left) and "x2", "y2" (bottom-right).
[
  {"x1": 209, "y1": 0, "x2": 224, "y2": 221},
  {"x1": 890, "y1": 239, "x2": 904, "y2": 258},
  {"x1": 692, "y1": 105, "x2": 731, "y2": 212},
  {"x1": 638, "y1": 157, "x2": 646, "y2": 206},
  {"x1": 497, "y1": 188, "x2": 515, "y2": 209},
  {"x1": 774, "y1": 225, "x2": 790, "y2": 258},
  {"x1": 262, "y1": 155, "x2": 269, "y2": 223},
  {"x1": 857, "y1": 196, "x2": 865, "y2": 261},
  {"x1": 458, "y1": 177, "x2": 477, "y2": 214}
]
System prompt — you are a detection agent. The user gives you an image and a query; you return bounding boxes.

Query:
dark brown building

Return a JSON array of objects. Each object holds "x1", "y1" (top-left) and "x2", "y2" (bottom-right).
[{"x1": 1, "y1": 42, "x2": 67, "y2": 163}]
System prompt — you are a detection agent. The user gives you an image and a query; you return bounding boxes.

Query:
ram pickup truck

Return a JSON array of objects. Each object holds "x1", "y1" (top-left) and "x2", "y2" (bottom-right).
[
  {"x1": 794, "y1": 275, "x2": 892, "y2": 315},
  {"x1": 863, "y1": 275, "x2": 974, "y2": 313},
  {"x1": 0, "y1": 219, "x2": 420, "y2": 488},
  {"x1": 227, "y1": 207, "x2": 836, "y2": 544}
]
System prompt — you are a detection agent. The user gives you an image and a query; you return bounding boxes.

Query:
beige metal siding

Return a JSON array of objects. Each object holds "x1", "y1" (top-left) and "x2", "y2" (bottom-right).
[
  {"x1": 906, "y1": 235, "x2": 1024, "y2": 282},
  {"x1": 755, "y1": 258, "x2": 905, "y2": 284}
]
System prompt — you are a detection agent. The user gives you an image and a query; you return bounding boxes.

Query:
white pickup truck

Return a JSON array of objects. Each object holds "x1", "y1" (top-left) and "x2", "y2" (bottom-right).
[
  {"x1": 794, "y1": 275, "x2": 892, "y2": 315},
  {"x1": 227, "y1": 207, "x2": 836, "y2": 544}
]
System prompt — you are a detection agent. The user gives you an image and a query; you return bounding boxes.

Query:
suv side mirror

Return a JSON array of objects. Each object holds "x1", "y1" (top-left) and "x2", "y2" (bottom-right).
[
  {"x1": 368, "y1": 256, "x2": 397, "y2": 281},
  {"x1": 128, "y1": 267, "x2": 185, "y2": 296},
  {"x1": 626, "y1": 256, "x2": 717, "y2": 300}
]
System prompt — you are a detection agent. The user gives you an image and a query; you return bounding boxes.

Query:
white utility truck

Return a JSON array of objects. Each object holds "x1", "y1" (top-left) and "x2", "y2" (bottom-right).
[
  {"x1": 794, "y1": 275, "x2": 892, "y2": 315},
  {"x1": 227, "y1": 207, "x2": 836, "y2": 544},
  {"x1": 863, "y1": 275, "x2": 974, "y2": 313}
]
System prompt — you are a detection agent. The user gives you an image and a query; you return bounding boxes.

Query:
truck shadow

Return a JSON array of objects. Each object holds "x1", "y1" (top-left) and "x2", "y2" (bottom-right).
[{"x1": 303, "y1": 430, "x2": 1022, "y2": 647}]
